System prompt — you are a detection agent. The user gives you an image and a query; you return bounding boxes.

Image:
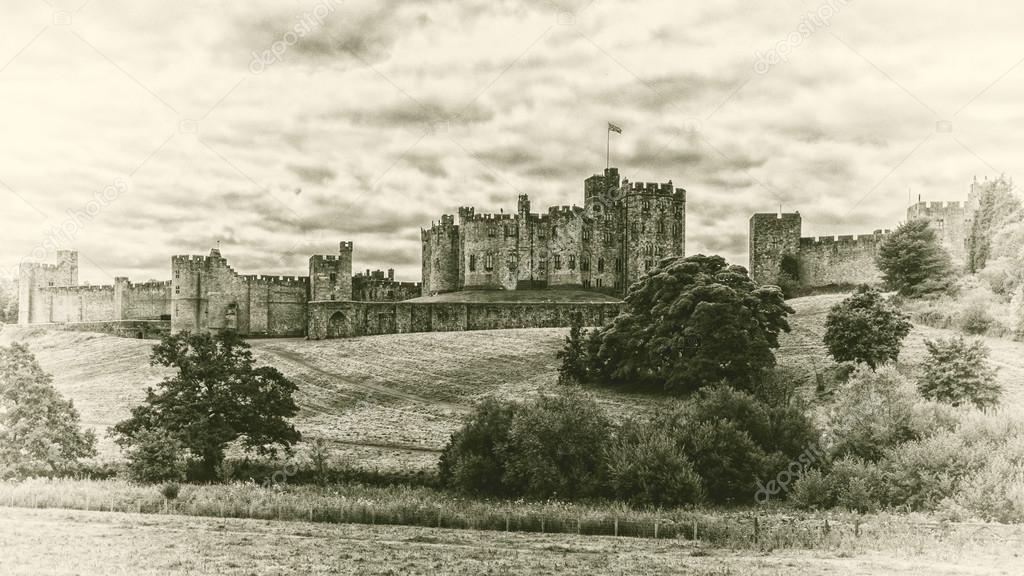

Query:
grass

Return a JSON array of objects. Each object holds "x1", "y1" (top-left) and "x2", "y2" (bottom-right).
[
  {"x1": 5, "y1": 292, "x2": 1024, "y2": 469},
  {"x1": 3, "y1": 504, "x2": 1021, "y2": 575}
]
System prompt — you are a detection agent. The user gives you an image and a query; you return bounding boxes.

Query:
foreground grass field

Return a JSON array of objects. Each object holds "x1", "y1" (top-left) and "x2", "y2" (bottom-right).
[
  {"x1": 3, "y1": 506, "x2": 1021, "y2": 576},
  {"x1": 3, "y1": 292, "x2": 1024, "y2": 470}
]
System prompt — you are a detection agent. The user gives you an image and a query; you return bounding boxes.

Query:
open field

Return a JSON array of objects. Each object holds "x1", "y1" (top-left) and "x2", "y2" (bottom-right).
[
  {"x1": 3, "y1": 292, "x2": 1024, "y2": 469},
  {"x1": 3, "y1": 506, "x2": 1022, "y2": 576}
]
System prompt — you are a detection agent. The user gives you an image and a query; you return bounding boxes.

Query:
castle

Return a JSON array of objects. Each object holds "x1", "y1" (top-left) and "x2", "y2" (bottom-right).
[
  {"x1": 17, "y1": 242, "x2": 426, "y2": 338},
  {"x1": 748, "y1": 175, "x2": 1015, "y2": 288},
  {"x1": 421, "y1": 167, "x2": 686, "y2": 296}
]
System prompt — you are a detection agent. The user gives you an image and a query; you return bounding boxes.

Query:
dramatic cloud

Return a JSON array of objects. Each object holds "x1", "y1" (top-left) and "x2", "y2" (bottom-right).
[{"x1": 2, "y1": 0, "x2": 1023, "y2": 284}]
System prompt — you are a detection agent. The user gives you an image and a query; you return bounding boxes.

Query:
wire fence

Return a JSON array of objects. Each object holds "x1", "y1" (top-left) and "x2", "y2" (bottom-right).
[{"x1": 5, "y1": 489, "x2": 1024, "y2": 550}]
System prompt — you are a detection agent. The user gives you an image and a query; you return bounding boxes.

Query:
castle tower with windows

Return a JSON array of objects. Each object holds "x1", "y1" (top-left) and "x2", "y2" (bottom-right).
[{"x1": 420, "y1": 167, "x2": 687, "y2": 296}]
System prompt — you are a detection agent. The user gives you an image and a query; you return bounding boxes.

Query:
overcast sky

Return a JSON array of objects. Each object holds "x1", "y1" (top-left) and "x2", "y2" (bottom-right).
[{"x1": 1, "y1": 0, "x2": 1022, "y2": 284}]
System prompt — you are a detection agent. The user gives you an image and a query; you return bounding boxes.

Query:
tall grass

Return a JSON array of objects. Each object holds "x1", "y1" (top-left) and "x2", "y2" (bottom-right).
[{"x1": 2, "y1": 478, "x2": 1015, "y2": 553}]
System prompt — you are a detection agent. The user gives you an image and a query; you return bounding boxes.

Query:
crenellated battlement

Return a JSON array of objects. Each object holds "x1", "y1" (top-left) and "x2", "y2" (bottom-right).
[
  {"x1": 909, "y1": 200, "x2": 965, "y2": 212},
  {"x1": 461, "y1": 212, "x2": 515, "y2": 222},
  {"x1": 626, "y1": 180, "x2": 686, "y2": 198},
  {"x1": 241, "y1": 274, "x2": 309, "y2": 286},
  {"x1": 41, "y1": 284, "x2": 115, "y2": 293},
  {"x1": 799, "y1": 230, "x2": 891, "y2": 248}
]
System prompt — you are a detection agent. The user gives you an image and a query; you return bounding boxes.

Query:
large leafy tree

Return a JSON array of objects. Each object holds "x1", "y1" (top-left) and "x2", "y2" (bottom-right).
[
  {"x1": 823, "y1": 286, "x2": 912, "y2": 368},
  {"x1": 918, "y1": 336, "x2": 1000, "y2": 409},
  {"x1": 587, "y1": 254, "x2": 793, "y2": 393},
  {"x1": 0, "y1": 343, "x2": 96, "y2": 478},
  {"x1": 876, "y1": 219, "x2": 954, "y2": 297},
  {"x1": 113, "y1": 331, "x2": 301, "y2": 480}
]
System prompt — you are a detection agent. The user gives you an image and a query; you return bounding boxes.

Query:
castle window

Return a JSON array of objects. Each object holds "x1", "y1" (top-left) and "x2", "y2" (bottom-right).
[
  {"x1": 581, "y1": 256, "x2": 590, "y2": 272},
  {"x1": 657, "y1": 220, "x2": 665, "y2": 234},
  {"x1": 582, "y1": 279, "x2": 591, "y2": 288},
  {"x1": 488, "y1": 227, "x2": 496, "y2": 238},
  {"x1": 631, "y1": 222, "x2": 638, "y2": 235},
  {"x1": 655, "y1": 246, "x2": 663, "y2": 257},
  {"x1": 645, "y1": 259, "x2": 652, "y2": 270},
  {"x1": 174, "y1": 271, "x2": 179, "y2": 279},
  {"x1": 507, "y1": 252, "x2": 518, "y2": 268},
  {"x1": 569, "y1": 255, "x2": 576, "y2": 269},
  {"x1": 642, "y1": 199, "x2": 650, "y2": 211},
  {"x1": 485, "y1": 254, "x2": 494, "y2": 271},
  {"x1": 597, "y1": 257, "x2": 605, "y2": 272},
  {"x1": 582, "y1": 228, "x2": 591, "y2": 241},
  {"x1": 554, "y1": 254, "x2": 562, "y2": 269},
  {"x1": 615, "y1": 258, "x2": 622, "y2": 272},
  {"x1": 469, "y1": 254, "x2": 477, "y2": 272},
  {"x1": 595, "y1": 278, "x2": 603, "y2": 288},
  {"x1": 673, "y1": 222, "x2": 681, "y2": 235},
  {"x1": 175, "y1": 286, "x2": 180, "y2": 294},
  {"x1": 603, "y1": 230, "x2": 613, "y2": 243},
  {"x1": 551, "y1": 226, "x2": 557, "y2": 238},
  {"x1": 329, "y1": 272, "x2": 337, "y2": 283}
]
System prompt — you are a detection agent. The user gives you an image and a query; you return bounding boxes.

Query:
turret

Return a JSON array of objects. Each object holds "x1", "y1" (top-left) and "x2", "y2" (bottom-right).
[
  {"x1": 309, "y1": 241, "x2": 353, "y2": 301},
  {"x1": 748, "y1": 212, "x2": 802, "y2": 285}
]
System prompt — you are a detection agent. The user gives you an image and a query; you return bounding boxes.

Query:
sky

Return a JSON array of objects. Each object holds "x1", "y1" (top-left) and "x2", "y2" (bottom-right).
[{"x1": 1, "y1": 0, "x2": 1023, "y2": 284}]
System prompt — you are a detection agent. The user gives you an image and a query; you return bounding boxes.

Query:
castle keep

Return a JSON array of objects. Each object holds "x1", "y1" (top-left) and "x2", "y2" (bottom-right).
[{"x1": 421, "y1": 167, "x2": 686, "y2": 296}]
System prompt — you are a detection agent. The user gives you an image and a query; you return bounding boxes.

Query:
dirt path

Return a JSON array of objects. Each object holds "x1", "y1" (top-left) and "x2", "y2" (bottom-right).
[{"x1": 1, "y1": 507, "x2": 1018, "y2": 576}]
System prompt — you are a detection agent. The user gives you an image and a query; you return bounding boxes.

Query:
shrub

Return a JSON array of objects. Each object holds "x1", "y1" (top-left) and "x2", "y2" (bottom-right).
[
  {"x1": 823, "y1": 286, "x2": 912, "y2": 368},
  {"x1": 556, "y1": 312, "x2": 587, "y2": 385},
  {"x1": 680, "y1": 418, "x2": 768, "y2": 503},
  {"x1": 661, "y1": 385, "x2": 822, "y2": 504},
  {"x1": 160, "y1": 482, "x2": 181, "y2": 500},
  {"x1": 123, "y1": 427, "x2": 187, "y2": 484},
  {"x1": 918, "y1": 336, "x2": 1001, "y2": 409},
  {"x1": 875, "y1": 432, "x2": 982, "y2": 511},
  {"x1": 604, "y1": 420, "x2": 703, "y2": 507},
  {"x1": 438, "y1": 397, "x2": 519, "y2": 496},
  {"x1": 958, "y1": 301, "x2": 993, "y2": 335},
  {"x1": 503, "y1": 389, "x2": 612, "y2": 500},
  {"x1": 826, "y1": 365, "x2": 923, "y2": 461},
  {"x1": 954, "y1": 453, "x2": 1024, "y2": 522},
  {"x1": 792, "y1": 457, "x2": 881, "y2": 513}
]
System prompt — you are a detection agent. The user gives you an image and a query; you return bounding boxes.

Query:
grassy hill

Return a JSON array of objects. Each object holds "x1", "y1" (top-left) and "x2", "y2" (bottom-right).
[{"x1": 3, "y1": 292, "x2": 1024, "y2": 471}]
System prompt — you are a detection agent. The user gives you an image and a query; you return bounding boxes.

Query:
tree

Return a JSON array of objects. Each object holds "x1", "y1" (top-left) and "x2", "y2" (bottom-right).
[
  {"x1": 586, "y1": 255, "x2": 794, "y2": 394},
  {"x1": 823, "y1": 286, "x2": 912, "y2": 368},
  {"x1": 876, "y1": 219, "x2": 954, "y2": 297},
  {"x1": 556, "y1": 312, "x2": 587, "y2": 384},
  {"x1": 0, "y1": 343, "x2": 96, "y2": 478},
  {"x1": 113, "y1": 331, "x2": 301, "y2": 480},
  {"x1": 918, "y1": 336, "x2": 1000, "y2": 409}
]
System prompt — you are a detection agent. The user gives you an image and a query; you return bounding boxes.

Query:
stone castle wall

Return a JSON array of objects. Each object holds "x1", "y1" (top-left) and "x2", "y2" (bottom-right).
[
  {"x1": 748, "y1": 212, "x2": 889, "y2": 289},
  {"x1": 797, "y1": 233, "x2": 889, "y2": 287},
  {"x1": 308, "y1": 300, "x2": 625, "y2": 340}
]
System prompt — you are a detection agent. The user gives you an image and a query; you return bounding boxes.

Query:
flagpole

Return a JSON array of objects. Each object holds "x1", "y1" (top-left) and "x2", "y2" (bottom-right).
[{"x1": 606, "y1": 126, "x2": 610, "y2": 169}]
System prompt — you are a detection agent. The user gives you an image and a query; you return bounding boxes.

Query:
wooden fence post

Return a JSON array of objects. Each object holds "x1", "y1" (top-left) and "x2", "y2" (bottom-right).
[
  {"x1": 654, "y1": 519, "x2": 659, "y2": 539},
  {"x1": 614, "y1": 518, "x2": 619, "y2": 537},
  {"x1": 693, "y1": 520, "x2": 698, "y2": 541}
]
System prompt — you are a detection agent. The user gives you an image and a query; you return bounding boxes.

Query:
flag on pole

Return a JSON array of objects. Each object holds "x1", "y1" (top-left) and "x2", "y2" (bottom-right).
[{"x1": 608, "y1": 122, "x2": 622, "y2": 134}]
